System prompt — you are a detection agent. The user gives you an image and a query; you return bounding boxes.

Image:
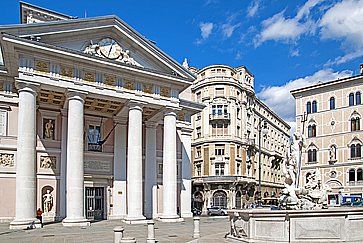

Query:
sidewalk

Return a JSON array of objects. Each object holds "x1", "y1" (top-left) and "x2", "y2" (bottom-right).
[{"x1": 0, "y1": 216, "x2": 229, "y2": 242}]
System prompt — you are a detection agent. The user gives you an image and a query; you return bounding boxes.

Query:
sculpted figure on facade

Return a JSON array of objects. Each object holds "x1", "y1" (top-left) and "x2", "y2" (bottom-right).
[
  {"x1": 44, "y1": 119, "x2": 54, "y2": 139},
  {"x1": 40, "y1": 156, "x2": 56, "y2": 169},
  {"x1": 42, "y1": 189, "x2": 53, "y2": 213},
  {"x1": 83, "y1": 41, "x2": 100, "y2": 56}
]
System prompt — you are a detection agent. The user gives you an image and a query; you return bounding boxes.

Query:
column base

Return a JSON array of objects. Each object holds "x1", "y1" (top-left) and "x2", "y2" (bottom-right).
[
  {"x1": 10, "y1": 218, "x2": 42, "y2": 230},
  {"x1": 158, "y1": 215, "x2": 184, "y2": 222},
  {"x1": 108, "y1": 214, "x2": 126, "y2": 220},
  {"x1": 123, "y1": 215, "x2": 147, "y2": 224},
  {"x1": 62, "y1": 217, "x2": 90, "y2": 227}
]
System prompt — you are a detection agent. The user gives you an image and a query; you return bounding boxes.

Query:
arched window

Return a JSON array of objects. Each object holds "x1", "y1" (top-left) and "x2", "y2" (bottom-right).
[
  {"x1": 212, "y1": 190, "x2": 227, "y2": 208},
  {"x1": 235, "y1": 191, "x2": 242, "y2": 209},
  {"x1": 312, "y1": 101, "x2": 317, "y2": 113},
  {"x1": 351, "y1": 117, "x2": 360, "y2": 131},
  {"x1": 308, "y1": 125, "x2": 317, "y2": 137},
  {"x1": 330, "y1": 97, "x2": 335, "y2": 110},
  {"x1": 357, "y1": 168, "x2": 363, "y2": 181},
  {"x1": 349, "y1": 93, "x2": 355, "y2": 106},
  {"x1": 356, "y1": 92, "x2": 361, "y2": 105},
  {"x1": 349, "y1": 169, "x2": 356, "y2": 182},
  {"x1": 351, "y1": 144, "x2": 361, "y2": 158},
  {"x1": 306, "y1": 102, "x2": 312, "y2": 114},
  {"x1": 308, "y1": 149, "x2": 317, "y2": 163}
]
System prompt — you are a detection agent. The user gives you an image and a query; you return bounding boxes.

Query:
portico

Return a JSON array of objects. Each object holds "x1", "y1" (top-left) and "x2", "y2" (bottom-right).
[{"x1": 0, "y1": 3, "x2": 203, "y2": 229}]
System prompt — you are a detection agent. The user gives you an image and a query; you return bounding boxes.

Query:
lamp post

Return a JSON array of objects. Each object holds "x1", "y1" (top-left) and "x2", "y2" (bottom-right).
[{"x1": 257, "y1": 118, "x2": 268, "y2": 208}]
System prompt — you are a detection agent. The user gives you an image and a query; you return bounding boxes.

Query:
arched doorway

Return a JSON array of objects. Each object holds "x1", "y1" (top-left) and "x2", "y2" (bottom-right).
[
  {"x1": 235, "y1": 191, "x2": 242, "y2": 209},
  {"x1": 212, "y1": 190, "x2": 227, "y2": 208}
]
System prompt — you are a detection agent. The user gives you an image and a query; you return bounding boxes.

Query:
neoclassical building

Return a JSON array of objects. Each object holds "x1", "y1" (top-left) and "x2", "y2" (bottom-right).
[
  {"x1": 0, "y1": 3, "x2": 203, "y2": 229},
  {"x1": 291, "y1": 65, "x2": 363, "y2": 206},
  {"x1": 185, "y1": 64, "x2": 290, "y2": 212}
]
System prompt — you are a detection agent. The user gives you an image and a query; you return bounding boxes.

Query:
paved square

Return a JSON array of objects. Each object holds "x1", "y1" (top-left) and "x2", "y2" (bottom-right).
[{"x1": 0, "y1": 217, "x2": 229, "y2": 242}]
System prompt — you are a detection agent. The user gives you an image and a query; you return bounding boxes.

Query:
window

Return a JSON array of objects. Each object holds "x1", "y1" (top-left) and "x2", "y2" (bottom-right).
[
  {"x1": 88, "y1": 125, "x2": 101, "y2": 151},
  {"x1": 215, "y1": 145, "x2": 225, "y2": 156},
  {"x1": 308, "y1": 125, "x2": 316, "y2": 137},
  {"x1": 237, "y1": 145, "x2": 241, "y2": 157},
  {"x1": 196, "y1": 146, "x2": 202, "y2": 158},
  {"x1": 95, "y1": 73, "x2": 103, "y2": 83},
  {"x1": 215, "y1": 163, "x2": 225, "y2": 176},
  {"x1": 356, "y1": 92, "x2": 361, "y2": 105},
  {"x1": 349, "y1": 93, "x2": 355, "y2": 106},
  {"x1": 153, "y1": 85, "x2": 160, "y2": 95},
  {"x1": 306, "y1": 102, "x2": 312, "y2": 114},
  {"x1": 351, "y1": 144, "x2": 361, "y2": 158},
  {"x1": 237, "y1": 126, "x2": 240, "y2": 136},
  {"x1": 236, "y1": 163, "x2": 241, "y2": 175},
  {"x1": 158, "y1": 164, "x2": 163, "y2": 176},
  {"x1": 195, "y1": 164, "x2": 201, "y2": 176},
  {"x1": 312, "y1": 101, "x2": 317, "y2": 113},
  {"x1": 349, "y1": 169, "x2": 355, "y2": 182},
  {"x1": 116, "y1": 77, "x2": 123, "y2": 87},
  {"x1": 351, "y1": 117, "x2": 360, "y2": 131},
  {"x1": 74, "y1": 67, "x2": 82, "y2": 79},
  {"x1": 196, "y1": 127, "x2": 201, "y2": 138},
  {"x1": 135, "y1": 82, "x2": 142, "y2": 91},
  {"x1": 196, "y1": 92, "x2": 201, "y2": 102},
  {"x1": 330, "y1": 97, "x2": 335, "y2": 110},
  {"x1": 236, "y1": 107, "x2": 240, "y2": 118},
  {"x1": 196, "y1": 112, "x2": 201, "y2": 121},
  {"x1": 357, "y1": 168, "x2": 363, "y2": 181},
  {"x1": 0, "y1": 110, "x2": 7, "y2": 136},
  {"x1": 307, "y1": 149, "x2": 317, "y2": 163}
]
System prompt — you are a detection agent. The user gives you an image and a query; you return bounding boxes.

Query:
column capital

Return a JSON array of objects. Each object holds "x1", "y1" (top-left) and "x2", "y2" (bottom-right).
[
  {"x1": 163, "y1": 107, "x2": 180, "y2": 117},
  {"x1": 127, "y1": 100, "x2": 147, "y2": 112},
  {"x1": 15, "y1": 80, "x2": 40, "y2": 95},
  {"x1": 66, "y1": 89, "x2": 88, "y2": 102},
  {"x1": 60, "y1": 108, "x2": 68, "y2": 117}
]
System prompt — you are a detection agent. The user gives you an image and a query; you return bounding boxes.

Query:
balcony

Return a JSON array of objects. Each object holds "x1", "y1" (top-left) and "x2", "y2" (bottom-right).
[{"x1": 209, "y1": 113, "x2": 230, "y2": 121}]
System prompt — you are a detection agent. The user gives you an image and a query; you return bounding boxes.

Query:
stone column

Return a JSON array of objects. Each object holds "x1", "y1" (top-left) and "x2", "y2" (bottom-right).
[
  {"x1": 10, "y1": 82, "x2": 41, "y2": 230},
  {"x1": 112, "y1": 118, "x2": 127, "y2": 219},
  {"x1": 62, "y1": 90, "x2": 90, "y2": 227},
  {"x1": 160, "y1": 110, "x2": 180, "y2": 221},
  {"x1": 59, "y1": 109, "x2": 68, "y2": 219},
  {"x1": 144, "y1": 122, "x2": 157, "y2": 219},
  {"x1": 180, "y1": 127, "x2": 193, "y2": 218},
  {"x1": 125, "y1": 102, "x2": 145, "y2": 221}
]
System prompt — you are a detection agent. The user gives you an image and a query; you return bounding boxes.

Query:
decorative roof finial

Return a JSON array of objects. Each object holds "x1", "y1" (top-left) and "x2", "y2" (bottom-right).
[{"x1": 182, "y1": 58, "x2": 189, "y2": 69}]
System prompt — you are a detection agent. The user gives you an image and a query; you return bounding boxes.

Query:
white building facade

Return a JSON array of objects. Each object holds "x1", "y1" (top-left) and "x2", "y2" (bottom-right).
[{"x1": 0, "y1": 3, "x2": 202, "y2": 229}]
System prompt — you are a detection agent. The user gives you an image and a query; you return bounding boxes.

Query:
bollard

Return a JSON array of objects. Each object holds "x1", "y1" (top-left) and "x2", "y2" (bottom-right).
[
  {"x1": 147, "y1": 220, "x2": 156, "y2": 243},
  {"x1": 113, "y1": 226, "x2": 124, "y2": 243},
  {"x1": 193, "y1": 216, "x2": 200, "y2": 238},
  {"x1": 120, "y1": 237, "x2": 136, "y2": 243}
]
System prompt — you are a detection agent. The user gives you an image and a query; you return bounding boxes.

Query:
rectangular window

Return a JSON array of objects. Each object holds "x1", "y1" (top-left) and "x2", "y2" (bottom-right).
[
  {"x1": 153, "y1": 85, "x2": 160, "y2": 95},
  {"x1": 196, "y1": 92, "x2": 201, "y2": 102},
  {"x1": 236, "y1": 163, "x2": 241, "y2": 175},
  {"x1": 88, "y1": 125, "x2": 101, "y2": 151},
  {"x1": 116, "y1": 77, "x2": 123, "y2": 88},
  {"x1": 50, "y1": 63, "x2": 60, "y2": 76},
  {"x1": 196, "y1": 127, "x2": 201, "y2": 138},
  {"x1": 74, "y1": 67, "x2": 82, "y2": 80},
  {"x1": 196, "y1": 146, "x2": 202, "y2": 158},
  {"x1": 215, "y1": 145, "x2": 225, "y2": 156},
  {"x1": 158, "y1": 163, "x2": 163, "y2": 176},
  {"x1": 237, "y1": 145, "x2": 241, "y2": 157},
  {"x1": 135, "y1": 82, "x2": 142, "y2": 91},
  {"x1": 96, "y1": 73, "x2": 103, "y2": 83},
  {"x1": 215, "y1": 163, "x2": 225, "y2": 176},
  {"x1": 195, "y1": 164, "x2": 201, "y2": 176},
  {"x1": 171, "y1": 89, "x2": 179, "y2": 98}
]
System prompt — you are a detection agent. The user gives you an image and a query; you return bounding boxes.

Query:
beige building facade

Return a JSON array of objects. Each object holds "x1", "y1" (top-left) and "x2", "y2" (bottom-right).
[
  {"x1": 0, "y1": 3, "x2": 203, "y2": 229},
  {"x1": 187, "y1": 64, "x2": 290, "y2": 212},
  {"x1": 291, "y1": 66, "x2": 363, "y2": 206}
]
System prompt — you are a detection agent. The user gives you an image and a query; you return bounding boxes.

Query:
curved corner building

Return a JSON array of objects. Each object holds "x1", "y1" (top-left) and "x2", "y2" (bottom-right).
[{"x1": 189, "y1": 65, "x2": 290, "y2": 212}]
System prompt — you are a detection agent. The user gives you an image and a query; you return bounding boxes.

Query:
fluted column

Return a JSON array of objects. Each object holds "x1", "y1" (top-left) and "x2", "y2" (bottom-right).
[
  {"x1": 125, "y1": 102, "x2": 145, "y2": 221},
  {"x1": 144, "y1": 122, "x2": 157, "y2": 219},
  {"x1": 160, "y1": 109, "x2": 181, "y2": 221},
  {"x1": 59, "y1": 109, "x2": 68, "y2": 219},
  {"x1": 180, "y1": 127, "x2": 193, "y2": 218},
  {"x1": 112, "y1": 118, "x2": 127, "y2": 219},
  {"x1": 10, "y1": 82, "x2": 41, "y2": 229},
  {"x1": 62, "y1": 90, "x2": 90, "y2": 227}
]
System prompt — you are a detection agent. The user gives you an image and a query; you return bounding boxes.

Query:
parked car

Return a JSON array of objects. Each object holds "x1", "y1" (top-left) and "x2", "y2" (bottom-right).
[
  {"x1": 341, "y1": 196, "x2": 363, "y2": 207},
  {"x1": 207, "y1": 206, "x2": 228, "y2": 216},
  {"x1": 192, "y1": 208, "x2": 202, "y2": 216}
]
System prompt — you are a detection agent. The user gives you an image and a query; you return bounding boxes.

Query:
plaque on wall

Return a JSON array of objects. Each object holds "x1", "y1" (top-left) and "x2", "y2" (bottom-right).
[
  {"x1": 43, "y1": 118, "x2": 55, "y2": 140},
  {"x1": 84, "y1": 160, "x2": 111, "y2": 173}
]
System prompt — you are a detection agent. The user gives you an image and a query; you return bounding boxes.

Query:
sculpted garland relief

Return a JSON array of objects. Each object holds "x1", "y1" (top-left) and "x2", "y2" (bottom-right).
[
  {"x1": 0, "y1": 153, "x2": 14, "y2": 167},
  {"x1": 40, "y1": 156, "x2": 56, "y2": 169}
]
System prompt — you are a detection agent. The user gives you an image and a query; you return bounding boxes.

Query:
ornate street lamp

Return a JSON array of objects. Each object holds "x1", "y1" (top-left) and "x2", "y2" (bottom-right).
[{"x1": 257, "y1": 118, "x2": 268, "y2": 208}]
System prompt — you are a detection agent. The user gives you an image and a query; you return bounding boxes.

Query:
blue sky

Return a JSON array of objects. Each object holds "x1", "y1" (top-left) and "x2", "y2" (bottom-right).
[{"x1": 1, "y1": 0, "x2": 363, "y2": 126}]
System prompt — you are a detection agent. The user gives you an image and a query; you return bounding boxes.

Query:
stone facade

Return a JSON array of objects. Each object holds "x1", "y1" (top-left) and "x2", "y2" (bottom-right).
[
  {"x1": 188, "y1": 65, "x2": 290, "y2": 212},
  {"x1": 291, "y1": 68, "x2": 363, "y2": 206},
  {"x1": 0, "y1": 4, "x2": 203, "y2": 228}
]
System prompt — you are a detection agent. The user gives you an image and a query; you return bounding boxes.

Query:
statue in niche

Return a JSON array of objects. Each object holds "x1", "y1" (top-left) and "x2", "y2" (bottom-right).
[
  {"x1": 329, "y1": 145, "x2": 337, "y2": 161},
  {"x1": 42, "y1": 189, "x2": 53, "y2": 213},
  {"x1": 44, "y1": 119, "x2": 55, "y2": 140}
]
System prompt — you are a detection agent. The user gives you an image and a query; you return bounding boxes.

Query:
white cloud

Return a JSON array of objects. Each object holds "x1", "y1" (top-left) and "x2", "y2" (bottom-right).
[
  {"x1": 247, "y1": 0, "x2": 260, "y2": 18},
  {"x1": 290, "y1": 49, "x2": 300, "y2": 57},
  {"x1": 254, "y1": 0, "x2": 322, "y2": 46},
  {"x1": 221, "y1": 23, "x2": 241, "y2": 38},
  {"x1": 200, "y1": 22, "x2": 214, "y2": 39},
  {"x1": 257, "y1": 69, "x2": 353, "y2": 132},
  {"x1": 319, "y1": 0, "x2": 363, "y2": 65}
]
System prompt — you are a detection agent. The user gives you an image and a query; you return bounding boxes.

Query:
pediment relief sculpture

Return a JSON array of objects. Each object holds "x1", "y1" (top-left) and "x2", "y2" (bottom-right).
[{"x1": 83, "y1": 38, "x2": 142, "y2": 67}]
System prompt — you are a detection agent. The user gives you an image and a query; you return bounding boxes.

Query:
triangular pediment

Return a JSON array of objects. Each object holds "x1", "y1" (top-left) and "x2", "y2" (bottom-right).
[{"x1": 0, "y1": 16, "x2": 194, "y2": 81}]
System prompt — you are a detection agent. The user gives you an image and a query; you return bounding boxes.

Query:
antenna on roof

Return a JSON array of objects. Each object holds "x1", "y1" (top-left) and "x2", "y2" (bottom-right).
[{"x1": 84, "y1": 10, "x2": 87, "y2": 18}]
